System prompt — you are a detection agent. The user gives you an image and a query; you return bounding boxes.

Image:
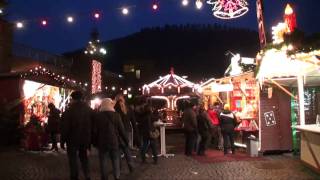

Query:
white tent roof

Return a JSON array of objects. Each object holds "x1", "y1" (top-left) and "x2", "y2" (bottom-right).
[{"x1": 257, "y1": 49, "x2": 320, "y2": 87}]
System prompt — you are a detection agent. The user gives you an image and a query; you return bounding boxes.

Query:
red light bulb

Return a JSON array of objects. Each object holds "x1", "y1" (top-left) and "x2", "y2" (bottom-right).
[{"x1": 94, "y1": 13, "x2": 100, "y2": 19}]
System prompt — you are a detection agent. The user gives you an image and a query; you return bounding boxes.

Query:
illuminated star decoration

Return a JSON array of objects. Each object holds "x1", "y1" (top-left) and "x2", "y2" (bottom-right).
[{"x1": 207, "y1": 0, "x2": 249, "y2": 19}]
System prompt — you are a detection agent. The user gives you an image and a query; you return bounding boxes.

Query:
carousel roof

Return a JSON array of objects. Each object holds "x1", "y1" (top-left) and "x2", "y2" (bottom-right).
[{"x1": 144, "y1": 68, "x2": 196, "y2": 89}]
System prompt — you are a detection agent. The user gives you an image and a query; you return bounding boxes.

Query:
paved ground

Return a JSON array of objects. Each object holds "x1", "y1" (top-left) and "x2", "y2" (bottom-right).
[{"x1": 0, "y1": 133, "x2": 319, "y2": 180}]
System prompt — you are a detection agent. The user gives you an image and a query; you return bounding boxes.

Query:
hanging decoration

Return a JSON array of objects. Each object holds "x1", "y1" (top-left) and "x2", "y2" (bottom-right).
[
  {"x1": 20, "y1": 65, "x2": 88, "y2": 89},
  {"x1": 91, "y1": 60, "x2": 102, "y2": 94},
  {"x1": 207, "y1": 0, "x2": 249, "y2": 19}
]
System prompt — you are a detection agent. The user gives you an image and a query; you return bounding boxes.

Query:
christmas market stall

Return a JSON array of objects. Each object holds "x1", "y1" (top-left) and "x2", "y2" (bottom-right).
[
  {"x1": 0, "y1": 64, "x2": 87, "y2": 150},
  {"x1": 257, "y1": 47, "x2": 320, "y2": 171},
  {"x1": 142, "y1": 68, "x2": 200, "y2": 128}
]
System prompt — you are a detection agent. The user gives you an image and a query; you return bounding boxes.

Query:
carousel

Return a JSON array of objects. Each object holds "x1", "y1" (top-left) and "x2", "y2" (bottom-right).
[{"x1": 142, "y1": 68, "x2": 200, "y2": 128}]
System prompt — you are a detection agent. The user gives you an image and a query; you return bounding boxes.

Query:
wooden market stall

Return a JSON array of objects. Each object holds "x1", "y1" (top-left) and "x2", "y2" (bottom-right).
[{"x1": 257, "y1": 48, "x2": 320, "y2": 171}]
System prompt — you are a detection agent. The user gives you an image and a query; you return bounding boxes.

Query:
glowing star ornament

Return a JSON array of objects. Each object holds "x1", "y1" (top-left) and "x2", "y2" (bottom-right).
[{"x1": 207, "y1": 0, "x2": 249, "y2": 19}]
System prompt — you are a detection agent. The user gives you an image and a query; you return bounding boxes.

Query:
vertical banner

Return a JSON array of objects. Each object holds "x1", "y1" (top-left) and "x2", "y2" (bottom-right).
[
  {"x1": 256, "y1": 0, "x2": 267, "y2": 49},
  {"x1": 91, "y1": 60, "x2": 102, "y2": 94}
]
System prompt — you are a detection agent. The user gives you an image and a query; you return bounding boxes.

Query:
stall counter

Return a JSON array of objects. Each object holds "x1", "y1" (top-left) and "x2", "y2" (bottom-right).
[{"x1": 294, "y1": 124, "x2": 320, "y2": 173}]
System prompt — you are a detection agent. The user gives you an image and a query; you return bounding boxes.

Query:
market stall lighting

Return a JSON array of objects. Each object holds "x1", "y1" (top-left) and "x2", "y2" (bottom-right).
[
  {"x1": 272, "y1": 22, "x2": 288, "y2": 44},
  {"x1": 67, "y1": 16, "x2": 74, "y2": 23},
  {"x1": 182, "y1": 0, "x2": 189, "y2": 6},
  {"x1": 195, "y1": 0, "x2": 203, "y2": 9},
  {"x1": 16, "y1": 22, "x2": 24, "y2": 29},
  {"x1": 0, "y1": 9, "x2": 3, "y2": 14},
  {"x1": 122, "y1": 7, "x2": 129, "y2": 15}
]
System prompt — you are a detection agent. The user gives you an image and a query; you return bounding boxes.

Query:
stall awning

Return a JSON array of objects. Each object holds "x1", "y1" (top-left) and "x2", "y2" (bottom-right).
[{"x1": 257, "y1": 49, "x2": 320, "y2": 87}]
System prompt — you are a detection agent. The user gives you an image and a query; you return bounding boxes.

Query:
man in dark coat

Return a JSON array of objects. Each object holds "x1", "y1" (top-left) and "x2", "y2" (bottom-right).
[
  {"x1": 61, "y1": 91, "x2": 93, "y2": 180},
  {"x1": 197, "y1": 105, "x2": 212, "y2": 156},
  {"x1": 47, "y1": 103, "x2": 60, "y2": 151},
  {"x1": 94, "y1": 98, "x2": 129, "y2": 180},
  {"x1": 219, "y1": 104, "x2": 237, "y2": 155},
  {"x1": 182, "y1": 101, "x2": 198, "y2": 156}
]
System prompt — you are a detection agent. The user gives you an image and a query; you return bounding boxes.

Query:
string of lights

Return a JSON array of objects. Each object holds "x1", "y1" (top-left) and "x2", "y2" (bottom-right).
[
  {"x1": 20, "y1": 65, "x2": 88, "y2": 89},
  {"x1": 0, "y1": 0, "x2": 225, "y2": 30}
]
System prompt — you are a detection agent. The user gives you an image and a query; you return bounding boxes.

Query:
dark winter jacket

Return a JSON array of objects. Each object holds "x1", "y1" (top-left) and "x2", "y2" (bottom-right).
[
  {"x1": 197, "y1": 111, "x2": 212, "y2": 137},
  {"x1": 61, "y1": 101, "x2": 93, "y2": 148},
  {"x1": 47, "y1": 107, "x2": 61, "y2": 133},
  {"x1": 219, "y1": 110, "x2": 237, "y2": 133},
  {"x1": 114, "y1": 102, "x2": 132, "y2": 132},
  {"x1": 182, "y1": 107, "x2": 197, "y2": 133},
  {"x1": 93, "y1": 111, "x2": 128, "y2": 151},
  {"x1": 138, "y1": 104, "x2": 155, "y2": 139}
]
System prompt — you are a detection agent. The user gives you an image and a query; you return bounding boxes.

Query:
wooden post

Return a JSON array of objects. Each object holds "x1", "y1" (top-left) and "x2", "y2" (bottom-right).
[{"x1": 297, "y1": 75, "x2": 305, "y2": 125}]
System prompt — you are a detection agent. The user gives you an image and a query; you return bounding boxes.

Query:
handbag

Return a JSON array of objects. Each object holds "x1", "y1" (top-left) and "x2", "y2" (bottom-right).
[{"x1": 149, "y1": 129, "x2": 160, "y2": 139}]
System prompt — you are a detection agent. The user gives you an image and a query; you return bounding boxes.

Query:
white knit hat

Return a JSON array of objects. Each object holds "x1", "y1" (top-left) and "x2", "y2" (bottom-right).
[{"x1": 99, "y1": 98, "x2": 115, "y2": 112}]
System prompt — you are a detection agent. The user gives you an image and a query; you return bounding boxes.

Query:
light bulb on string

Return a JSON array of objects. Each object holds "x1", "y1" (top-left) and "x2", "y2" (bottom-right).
[
  {"x1": 195, "y1": 0, "x2": 203, "y2": 9},
  {"x1": 152, "y1": 3, "x2": 158, "y2": 10},
  {"x1": 182, "y1": 0, "x2": 189, "y2": 6},
  {"x1": 41, "y1": 19, "x2": 48, "y2": 26},
  {"x1": 94, "y1": 12, "x2": 100, "y2": 19},
  {"x1": 67, "y1": 16, "x2": 74, "y2": 23},
  {"x1": 16, "y1": 21, "x2": 24, "y2": 29},
  {"x1": 122, "y1": 7, "x2": 129, "y2": 15}
]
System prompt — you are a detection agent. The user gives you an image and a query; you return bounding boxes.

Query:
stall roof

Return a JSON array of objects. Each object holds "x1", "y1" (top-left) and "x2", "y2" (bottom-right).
[{"x1": 257, "y1": 49, "x2": 320, "y2": 87}]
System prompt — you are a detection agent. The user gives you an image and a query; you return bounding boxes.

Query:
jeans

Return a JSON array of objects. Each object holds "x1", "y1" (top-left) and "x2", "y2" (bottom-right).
[
  {"x1": 211, "y1": 125, "x2": 223, "y2": 149},
  {"x1": 66, "y1": 145, "x2": 90, "y2": 180},
  {"x1": 140, "y1": 136, "x2": 158, "y2": 163},
  {"x1": 99, "y1": 149, "x2": 120, "y2": 180},
  {"x1": 185, "y1": 131, "x2": 197, "y2": 156},
  {"x1": 222, "y1": 131, "x2": 235, "y2": 154},
  {"x1": 119, "y1": 144, "x2": 134, "y2": 171}
]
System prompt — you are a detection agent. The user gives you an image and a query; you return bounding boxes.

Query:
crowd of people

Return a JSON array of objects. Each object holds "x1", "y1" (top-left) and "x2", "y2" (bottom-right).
[
  {"x1": 53, "y1": 91, "x2": 160, "y2": 180},
  {"x1": 23, "y1": 90, "x2": 239, "y2": 180},
  {"x1": 182, "y1": 101, "x2": 239, "y2": 156}
]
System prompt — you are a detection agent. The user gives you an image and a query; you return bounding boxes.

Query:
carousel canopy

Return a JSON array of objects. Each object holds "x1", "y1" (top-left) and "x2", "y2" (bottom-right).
[{"x1": 143, "y1": 68, "x2": 199, "y2": 94}]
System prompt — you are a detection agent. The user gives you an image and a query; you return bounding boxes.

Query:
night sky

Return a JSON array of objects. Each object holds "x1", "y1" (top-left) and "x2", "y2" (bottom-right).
[{"x1": 6, "y1": 0, "x2": 320, "y2": 54}]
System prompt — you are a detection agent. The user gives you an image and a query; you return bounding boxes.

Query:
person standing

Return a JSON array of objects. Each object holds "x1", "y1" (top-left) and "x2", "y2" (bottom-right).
[
  {"x1": 207, "y1": 102, "x2": 223, "y2": 150},
  {"x1": 61, "y1": 91, "x2": 93, "y2": 180},
  {"x1": 139, "y1": 101, "x2": 158, "y2": 164},
  {"x1": 114, "y1": 94, "x2": 134, "y2": 172},
  {"x1": 197, "y1": 105, "x2": 212, "y2": 156},
  {"x1": 219, "y1": 104, "x2": 237, "y2": 155},
  {"x1": 47, "y1": 103, "x2": 61, "y2": 151},
  {"x1": 94, "y1": 98, "x2": 128, "y2": 180},
  {"x1": 182, "y1": 101, "x2": 198, "y2": 156}
]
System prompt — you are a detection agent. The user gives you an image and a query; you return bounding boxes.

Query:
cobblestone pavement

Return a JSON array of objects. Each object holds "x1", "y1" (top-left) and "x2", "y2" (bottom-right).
[{"x1": 0, "y1": 134, "x2": 319, "y2": 180}]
